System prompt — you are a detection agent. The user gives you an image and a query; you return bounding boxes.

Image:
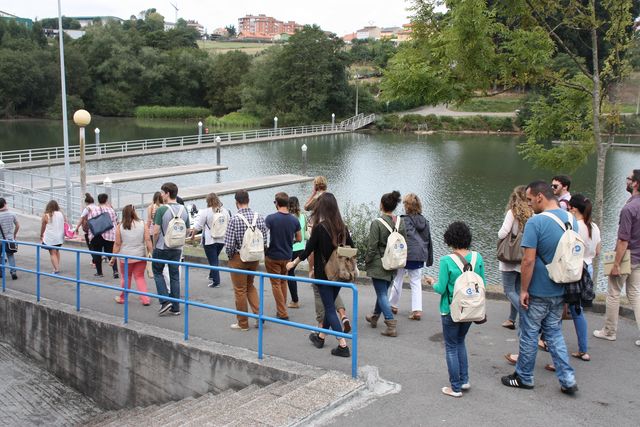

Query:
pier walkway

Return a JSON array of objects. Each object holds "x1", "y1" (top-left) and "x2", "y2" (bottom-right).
[{"x1": 1, "y1": 114, "x2": 376, "y2": 170}]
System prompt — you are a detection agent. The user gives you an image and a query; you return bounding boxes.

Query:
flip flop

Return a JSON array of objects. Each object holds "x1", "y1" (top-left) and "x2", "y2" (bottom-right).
[
  {"x1": 544, "y1": 364, "x2": 556, "y2": 372},
  {"x1": 538, "y1": 339, "x2": 549, "y2": 352},
  {"x1": 504, "y1": 353, "x2": 518, "y2": 365},
  {"x1": 571, "y1": 352, "x2": 591, "y2": 361}
]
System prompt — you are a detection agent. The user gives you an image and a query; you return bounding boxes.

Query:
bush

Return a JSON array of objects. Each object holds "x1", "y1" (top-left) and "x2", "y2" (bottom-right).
[
  {"x1": 205, "y1": 112, "x2": 261, "y2": 128},
  {"x1": 134, "y1": 106, "x2": 211, "y2": 119},
  {"x1": 373, "y1": 113, "x2": 517, "y2": 132},
  {"x1": 342, "y1": 202, "x2": 378, "y2": 268}
]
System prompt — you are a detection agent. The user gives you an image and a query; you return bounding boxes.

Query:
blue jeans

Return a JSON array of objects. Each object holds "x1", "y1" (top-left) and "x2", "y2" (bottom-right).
[
  {"x1": 569, "y1": 264, "x2": 592, "y2": 354},
  {"x1": 152, "y1": 248, "x2": 182, "y2": 311},
  {"x1": 516, "y1": 295, "x2": 576, "y2": 388},
  {"x1": 203, "y1": 243, "x2": 224, "y2": 283},
  {"x1": 317, "y1": 284, "x2": 342, "y2": 333},
  {"x1": 372, "y1": 278, "x2": 394, "y2": 320},
  {"x1": 501, "y1": 271, "x2": 521, "y2": 323},
  {"x1": 441, "y1": 314, "x2": 471, "y2": 392},
  {"x1": 4, "y1": 252, "x2": 16, "y2": 275}
]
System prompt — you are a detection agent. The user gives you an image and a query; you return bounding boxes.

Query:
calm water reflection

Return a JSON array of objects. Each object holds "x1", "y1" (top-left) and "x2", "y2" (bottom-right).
[{"x1": 3, "y1": 119, "x2": 640, "y2": 289}]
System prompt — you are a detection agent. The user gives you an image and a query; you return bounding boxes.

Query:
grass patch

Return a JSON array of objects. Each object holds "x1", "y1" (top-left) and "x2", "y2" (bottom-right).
[
  {"x1": 375, "y1": 114, "x2": 518, "y2": 132},
  {"x1": 198, "y1": 40, "x2": 274, "y2": 55},
  {"x1": 451, "y1": 96, "x2": 525, "y2": 113},
  {"x1": 206, "y1": 112, "x2": 261, "y2": 128},
  {"x1": 134, "y1": 106, "x2": 210, "y2": 119}
]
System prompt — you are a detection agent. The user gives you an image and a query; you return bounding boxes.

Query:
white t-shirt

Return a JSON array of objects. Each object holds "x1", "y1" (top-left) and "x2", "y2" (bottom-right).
[
  {"x1": 577, "y1": 219, "x2": 601, "y2": 266},
  {"x1": 193, "y1": 207, "x2": 230, "y2": 245}
]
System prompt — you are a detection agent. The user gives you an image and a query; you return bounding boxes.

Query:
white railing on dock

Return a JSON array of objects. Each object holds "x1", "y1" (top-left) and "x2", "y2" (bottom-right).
[{"x1": 0, "y1": 115, "x2": 376, "y2": 165}]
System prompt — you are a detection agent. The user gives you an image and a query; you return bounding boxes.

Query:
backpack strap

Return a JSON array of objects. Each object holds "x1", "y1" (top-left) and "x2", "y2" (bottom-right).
[
  {"x1": 251, "y1": 212, "x2": 258, "y2": 227},
  {"x1": 540, "y1": 211, "x2": 573, "y2": 231},
  {"x1": 376, "y1": 217, "x2": 393, "y2": 233},
  {"x1": 237, "y1": 212, "x2": 256, "y2": 231},
  {"x1": 394, "y1": 215, "x2": 401, "y2": 232},
  {"x1": 450, "y1": 251, "x2": 476, "y2": 273}
]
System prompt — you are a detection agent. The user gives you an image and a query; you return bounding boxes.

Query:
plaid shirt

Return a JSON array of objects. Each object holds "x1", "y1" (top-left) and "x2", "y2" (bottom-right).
[
  {"x1": 225, "y1": 208, "x2": 267, "y2": 259},
  {"x1": 86, "y1": 205, "x2": 118, "y2": 242}
]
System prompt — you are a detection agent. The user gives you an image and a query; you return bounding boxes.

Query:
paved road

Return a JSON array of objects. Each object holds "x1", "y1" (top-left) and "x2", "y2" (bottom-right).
[
  {"x1": 3, "y1": 242, "x2": 639, "y2": 427},
  {"x1": 400, "y1": 104, "x2": 517, "y2": 118}
]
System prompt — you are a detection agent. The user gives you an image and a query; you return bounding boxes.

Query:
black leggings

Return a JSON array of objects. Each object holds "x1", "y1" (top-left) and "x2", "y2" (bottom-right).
[
  {"x1": 287, "y1": 249, "x2": 303, "y2": 303},
  {"x1": 90, "y1": 235, "x2": 118, "y2": 275}
]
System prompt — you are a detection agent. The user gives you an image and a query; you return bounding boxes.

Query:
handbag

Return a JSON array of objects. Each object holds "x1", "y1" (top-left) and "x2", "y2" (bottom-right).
[
  {"x1": 603, "y1": 250, "x2": 631, "y2": 275},
  {"x1": 88, "y1": 208, "x2": 114, "y2": 236},
  {"x1": 0, "y1": 223, "x2": 17, "y2": 253},
  {"x1": 563, "y1": 263, "x2": 595, "y2": 309},
  {"x1": 496, "y1": 229, "x2": 523, "y2": 263}
]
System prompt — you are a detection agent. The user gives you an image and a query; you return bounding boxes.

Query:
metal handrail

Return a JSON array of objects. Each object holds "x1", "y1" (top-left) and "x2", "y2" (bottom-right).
[
  {"x1": 0, "y1": 240, "x2": 359, "y2": 378},
  {"x1": 0, "y1": 115, "x2": 375, "y2": 164}
]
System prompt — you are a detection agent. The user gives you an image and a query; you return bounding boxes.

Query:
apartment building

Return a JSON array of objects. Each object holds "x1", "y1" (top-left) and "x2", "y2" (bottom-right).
[{"x1": 237, "y1": 14, "x2": 302, "y2": 40}]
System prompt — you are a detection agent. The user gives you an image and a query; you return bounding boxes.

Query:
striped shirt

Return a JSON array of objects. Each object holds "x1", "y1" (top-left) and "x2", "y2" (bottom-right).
[
  {"x1": 224, "y1": 208, "x2": 267, "y2": 259},
  {"x1": 86, "y1": 205, "x2": 117, "y2": 242},
  {"x1": 0, "y1": 210, "x2": 17, "y2": 240}
]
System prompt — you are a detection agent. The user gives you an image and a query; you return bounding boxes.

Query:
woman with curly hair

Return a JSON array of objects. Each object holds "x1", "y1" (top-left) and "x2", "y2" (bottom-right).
[{"x1": 498, "y1": 185, "x2": 533, "y2": 330}]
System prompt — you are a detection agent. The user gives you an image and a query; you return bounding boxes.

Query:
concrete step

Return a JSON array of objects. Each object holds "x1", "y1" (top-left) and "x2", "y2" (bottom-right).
[{"x1": 162, "y1": 390, "x2": 234, "y2": 427}]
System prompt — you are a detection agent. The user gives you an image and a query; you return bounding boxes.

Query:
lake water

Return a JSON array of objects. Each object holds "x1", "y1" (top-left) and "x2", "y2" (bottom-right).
[{"x1": 2, "y1": 118, "x2": 640, "y2": 289}]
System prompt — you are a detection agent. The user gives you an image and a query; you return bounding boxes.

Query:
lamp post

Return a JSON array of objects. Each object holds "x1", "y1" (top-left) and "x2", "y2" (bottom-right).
[
  {"x1": 198, "y1": 121, "x2": 203, "y2": 144},
  {"x1": 331, "y1": 113, "x2": 335, "y2": 130},
  {"x1": 274, "y1": 116, "x2": 278, "y2": 130},
  {"x1": 215, "y1": 136, "x2": 221, "y2": 165},
  {"x1": 73, "y1": 109, "x2": 91, "y2": 196},
  {"x1": 57, "y1": 0, "x2": 72, "y2": 216},
  {"x1": 94, "y1": 127, "x2": 100, "y2": 155},
  {"x1": 301, "y1": 144, "x2": 308, "y2": 174}
]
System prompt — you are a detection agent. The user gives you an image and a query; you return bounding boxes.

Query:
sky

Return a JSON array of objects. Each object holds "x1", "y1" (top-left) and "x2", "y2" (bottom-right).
[{"x1": 4, "y1": 1, "x2": 415, "y2": 36}]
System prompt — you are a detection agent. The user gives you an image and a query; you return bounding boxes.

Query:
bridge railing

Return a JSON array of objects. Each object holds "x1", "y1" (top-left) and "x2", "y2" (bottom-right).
[
  {"x1": 0, "y1": 120, "x2": 365, "y2": 165},
  {"x1": 0, "y1": 240, "x2": 359, "y2": 378}
]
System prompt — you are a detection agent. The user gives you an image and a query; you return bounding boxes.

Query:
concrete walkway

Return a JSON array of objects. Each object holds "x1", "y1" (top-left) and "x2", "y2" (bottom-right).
[
  {"x1": 2, "y1": 241, "x2": 640, "y2": 426},
  {"x1": 400, "y1": 104, "x2": 517, "y2": 118}
]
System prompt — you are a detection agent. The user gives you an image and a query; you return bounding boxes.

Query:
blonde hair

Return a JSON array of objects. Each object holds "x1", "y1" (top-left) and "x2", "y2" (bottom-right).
[
  {"x1": 507, "y1": 185, "x2": 533, "y2": 229},
  {"x1": 314, "y1": 176, "x2": 328, "y2": 191},
  {"x1": 206, "y1": 193, "x2": 222, "y2": 209},
  {"x1": 403, "y1": 193, "x2": 422, "y2": 215}
]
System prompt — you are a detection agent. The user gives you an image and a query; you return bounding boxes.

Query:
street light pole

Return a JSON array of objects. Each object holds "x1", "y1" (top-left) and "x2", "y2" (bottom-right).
[
  {"x1": 355, "y1": 79, "x2": 359, "y2": 116},
  {"x1": 57, "y1": 0, "x2": 72, "y2": 216},
  {"x1": 73, "y1": 110, "x2": 91, "y2": 196},
  {"x1": 274, "y1": 116, "x2": 278, "y2": 130}
]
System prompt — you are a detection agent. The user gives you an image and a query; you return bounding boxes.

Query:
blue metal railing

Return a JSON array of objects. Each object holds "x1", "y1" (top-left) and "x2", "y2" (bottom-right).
[{"x1": 0, "y1": 240, "x2": 359, "y2": 378}]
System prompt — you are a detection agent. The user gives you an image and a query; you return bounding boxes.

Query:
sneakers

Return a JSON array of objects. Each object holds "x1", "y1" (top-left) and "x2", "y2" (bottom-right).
[
  {"x1": 441, "y1": 386, "x2": 462, "y2": 397},
  {"x1": 113, "y1": 272, "x2": 120, "y2": 279},
  {"x1": 230, "y1": 323, "x2": 249, "y2": 331},
  {"x1": 114, "y1": 296, "x2": 124, "y2": 304},
  {"x1": 208, "y1": 279, "x2": 220, "y2": 288},
  {"x1": 461, "y1": 383, "x2": 471, "y2": 391},
  {"x1": 561, "y1": 384, "x2": 579, "y2": 395},
  {"x1": 169, "y1": 309, "x2": 180, "y2": 316},
  {"x1": 309, "y1": 332, "x2": 325, "y2": 348},
  {"x1": 158, "y1": 301, "x2": 172, "y2": 315},
  {"x1": 501, "y1": 372, "x2": 534, "y2": 389},
  {"x1": 94, "y1": 273, "x2": 104, "y2": 278},
  {"x1": 11, "y1": 273, "x2": 17, "y2": 280},
  {"x1": 331, "y1": 345, "x2": 350, "y2": 357},
  {"x1": 287, "y1": 301, "x2": 300, "y2": 308},
  {"x1": 593, "y1": 329, "x2": 616, "y2": 341}
]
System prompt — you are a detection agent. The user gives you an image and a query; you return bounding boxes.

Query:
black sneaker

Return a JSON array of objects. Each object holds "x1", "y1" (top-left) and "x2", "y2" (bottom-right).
[
  {"x1": 11, "y1": 273, "x2": 17, "y2": 280},
  {"x1": 331, "y1": 345, "x2": 350, "y2": 357},
  {"x1": 309, "y1": 332, "x2": 325, "y2": 349},
  {"x1": 561, "y1": 384, "x2": 578, "y2": 395},
  {"x1": 501, "y1": 372, "x2": 534, "y2": 389},
  {"x1": 158, "y1": 301, "x2": 172, "y2": 315},
  {"x1": 113, "y1": 272, "x2": 120, "y2": 279},
  {"x1": 169, "y1": 309, "x2": 181, "y2": 316},
  {"x1": 93, "y1": 273, "x2": 104, "y2": 278}
]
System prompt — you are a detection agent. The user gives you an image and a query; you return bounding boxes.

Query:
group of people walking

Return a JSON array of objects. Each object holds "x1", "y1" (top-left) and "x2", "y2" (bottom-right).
[{"x1": 4, "y1": 169, "x2": 640, "y2": 399}]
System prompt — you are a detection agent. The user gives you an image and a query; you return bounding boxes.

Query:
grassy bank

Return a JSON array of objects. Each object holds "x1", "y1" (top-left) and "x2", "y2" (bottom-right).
[
  {"x1": 134, "y1": 106, "x2": 211, "y2": 119},
  {"x1": 197, "y1": 40, "x2": 274, "y2": 55},
  {"x1": 205, "y1": 112, "x2": 262, "y2": 128},
  {"x1": 451, "y1": 95, "x2": 525, "y2": 113},
  {"x1": 375, "y1": 114, "x2": 519, "y2": 133}
]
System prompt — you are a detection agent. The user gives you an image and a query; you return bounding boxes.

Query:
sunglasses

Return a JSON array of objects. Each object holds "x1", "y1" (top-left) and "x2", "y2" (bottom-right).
[
  {"x1": 551, "y1": 184, "x2": 559, "y2": 189},
  {"x1": 627, "y1": 176, "x2": 634, "y2": 181}
]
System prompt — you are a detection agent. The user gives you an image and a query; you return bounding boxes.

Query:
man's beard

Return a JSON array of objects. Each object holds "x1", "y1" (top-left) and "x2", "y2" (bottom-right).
[{"x1": 627, "y1": 183, "x2": 633, "y2": 194}]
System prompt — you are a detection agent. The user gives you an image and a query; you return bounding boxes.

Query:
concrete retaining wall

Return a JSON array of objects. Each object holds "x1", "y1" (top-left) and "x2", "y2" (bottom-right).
[{"x1": 0, "y1": 290, "x2": 316, "y2": 410}]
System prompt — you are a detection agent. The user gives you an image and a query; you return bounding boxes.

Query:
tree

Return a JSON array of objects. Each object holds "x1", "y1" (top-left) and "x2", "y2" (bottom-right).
[
  {"x1": 241, "y1": 25, "x2": 352, "y2": 124},
  {"x1": 383, "y1": 0, "x2": 635, "y2": 228},
  {"x1": 39, "y1": 16, "x2": 81, "y2": 30},
  {"x1": 205, "y1": 50, "x2": 251, "y2": 115},
  {"x1": 225, "y1": 25, "x2": 237, "y2": 37}
]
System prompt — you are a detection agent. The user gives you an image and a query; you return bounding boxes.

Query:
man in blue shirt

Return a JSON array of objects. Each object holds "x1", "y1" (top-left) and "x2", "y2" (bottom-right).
[{"x1": 502, "y1": 181, "x2": 578, "y2": 395}]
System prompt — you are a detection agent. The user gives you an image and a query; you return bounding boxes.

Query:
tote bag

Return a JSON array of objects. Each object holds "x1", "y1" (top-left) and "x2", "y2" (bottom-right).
[
  {"x1": 88, "y1": 208, "x2": 114, "y2": 236},
  {"x1": 496, "y1": 230, "x2": 523, "y2": 263}
]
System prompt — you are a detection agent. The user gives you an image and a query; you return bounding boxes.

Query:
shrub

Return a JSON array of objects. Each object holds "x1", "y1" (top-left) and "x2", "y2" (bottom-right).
[
  {"x1": 134, "y1": 106, "x2": 211, "y2": 119},
  {"x1": 342, "y1": 202, "x2": 378, "y2": 268},
  {"x1": 205, "y1": 112, "x2": 261, "y2": 128}
]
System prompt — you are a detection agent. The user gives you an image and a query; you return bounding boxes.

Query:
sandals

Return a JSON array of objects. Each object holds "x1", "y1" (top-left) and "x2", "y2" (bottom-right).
[
  {"x1": 409, "y1": 311, "x2": 422, "y2": 321},
  {"x1": 501, "y1": 319, "x2": 516, "y2": 330},
  {"x1": 571, "y1": 352, "x2": 591, "y2": 361},
  {"x1": 544, "y1": 364, "x2": 556, "y2": 372},
  {"x1": 504, "y1": 353, "x2": 518, "y2": 365},
  {"x1": 538, "y1": 339, "x2": 549, "y2": 352},
  {"x1": 391, "y1": 306, "x2": 398, "y2": 315},
  {"x1": 341, "y1": 316, "x2": 352, "y2": 334}
]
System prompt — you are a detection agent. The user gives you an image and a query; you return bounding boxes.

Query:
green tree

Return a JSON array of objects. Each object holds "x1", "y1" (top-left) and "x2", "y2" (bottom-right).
[
  {"x1": 242, "y1": 25, "x2": 352, "y2": 124},
  {"x1": 39, "y1": 16, "x2": 81, "y2": 30},
  {"x1": 383, "y1": 0, "x2": 635, "y2": 227},
  {"x1": 225, "y1": 25, "x2": 237, "y2": 37},
  {"x1": 206, "y1": 50, "x2": 251, "y2": 115}
]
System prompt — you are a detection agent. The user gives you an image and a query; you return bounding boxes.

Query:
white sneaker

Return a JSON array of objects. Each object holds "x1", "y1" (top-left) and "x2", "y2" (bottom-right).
[
  {"x1": 441, "y1": 386, "x2": 462, "y2": 397},
  {"x1": 230, "y1": 323, "x2": 249, "y2": 331},
  {"x1": 635, "y1": 339, "x2": 640, "y2": 347},
  {"x1": 461, "y1": 383, "x2": 471, "y2": 390},
  {"x1": 593, "y1": 329, "x2": 616, "y2": 341}
]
